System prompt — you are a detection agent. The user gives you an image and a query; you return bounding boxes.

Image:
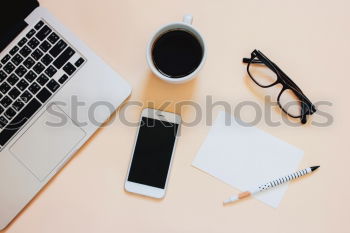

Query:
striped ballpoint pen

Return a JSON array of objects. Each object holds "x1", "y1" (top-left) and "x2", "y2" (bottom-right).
[{"x1": 223, "y1": 166, "x2": 320, "y2": 204}]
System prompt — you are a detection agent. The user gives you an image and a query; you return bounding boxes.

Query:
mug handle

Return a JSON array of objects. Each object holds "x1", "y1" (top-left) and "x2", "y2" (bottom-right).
[{"x1": 183, "y1": 14, "x2": 193, "y2": 25}]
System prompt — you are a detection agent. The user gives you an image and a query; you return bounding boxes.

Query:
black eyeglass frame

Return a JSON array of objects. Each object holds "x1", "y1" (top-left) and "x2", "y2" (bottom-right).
[{"x1": 243, "y1": 50, "x2": 316, "y2": 124}]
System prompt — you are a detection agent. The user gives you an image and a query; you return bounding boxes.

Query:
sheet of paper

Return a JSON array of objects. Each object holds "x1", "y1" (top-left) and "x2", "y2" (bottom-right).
[{"x1": 192, "y1": 111, "x2": 304, "y2": 208}]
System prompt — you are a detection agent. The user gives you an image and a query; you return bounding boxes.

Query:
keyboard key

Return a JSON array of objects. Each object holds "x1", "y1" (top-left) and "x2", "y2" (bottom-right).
[
  {"x1": 16, "y1": 79, "x2": 29, "y2": 91},
  {"x1": 63, "y1": 62, "x2": 76, "y2": 75},
  {"x1": 47, "y1": 32, "x2": 59, "y2": 44},
  {"x1": 8, "y1": 87, "x2": 21, "y2": 100},
  {"x1": 23, "y1": 57, "x2": 35, "y2": 69},
  {"x1": 0, "y1": 96, "x2": 12, "y2": 108},
  {"x1": 31, "y1": 49, "x2": 44, "y2": 60},
  {"x1": 0, "y1": 116, "x2": 7, "y2": 128},
  {"x1": 58, "y1": 74, "x2": 68, "y2": 84},
  {"x1": 49, "y1": 40, "x2": 67, "y2": 57},
  {"x1": 0, "y1": 71, "x2": 7, "y2": 82},
  {"x1": 7, "y1": 74, "x2": 19, "y2": 85},
  {"x1": 33, "y1": 62, "x2": 45, "y2": 74},
  {"x1": 0, "y1": 82, "x2": 11, "y2": 94},
  {"x1": 18, "y1": 38, "x2": 27, "y2": 47},
  {"x1": 44, "y1": 65, "x2": 57, "y2": 77},
  {"x1": 28, "y1": 37, "x2": 40, "y2": 49},
  {"x1": 4, "y1": 107, "x2": 16, "y2": 120},
  {"x1": 37, "y1": 74, "x2": 49, "y2": 86},
  {"x1": 0, "y1": 106, "x2": 3, "y2": 114},
  {"x1": 28, "y1": 82, "x2": 41, "y2": 94},
  {"x1": 26, "y1": 29, "x2": 36, "y2": 39},
  {"x1": 1, "y1": 55, "x2": 11, "y2": 64},
  {"x1": 36, "y1": 25, "x2": 52, "y2": 41},
  {"x1": 75, "y1": 57, "x2": 85, "y2": 67},
  {"x1": 41, "y1": 54, "x2": 53, "y2": 66},
  {"x1": 34, "y1": 20, "x2": 44, "y2": 30},
  {"x1": 0, "y1": 98, "x2": 42, "y2": 146},
  {"x1": 46, "y1": 79, "x2": 60, "y2": 92},
  {"x1": 19, "y1": 46, "x2": 31, "y2": 58},
  {"x1": 39, "y1": 40, "x2": 52, "y2": 52},
  {"x1": 9, "y1": 46, "x2": 19, "y2": 55},
  {"x1": 36, "y1": 87, "x2": 52, "y2": 103},
  {"x1": 3, "y1": 62, "x2": 16, "y2": 74},
  {"x1": 20, "y1": 91, "x2": 32, "y2": 103},
  {"x1": 13, "y1": 99, "x2": 25, "y2": 111},
  {"x1": 11, "y1": 54, "x2": 24, "y2": 66},
  {"x1": 53, "y1": 47, "x2": 75, "y2": 69},
  {"x1": 14, "y1": 65, "x2": 27, "y2": 77},
  {"x1": 24, "y1": 70, "x2": 37, "y2": 83}
]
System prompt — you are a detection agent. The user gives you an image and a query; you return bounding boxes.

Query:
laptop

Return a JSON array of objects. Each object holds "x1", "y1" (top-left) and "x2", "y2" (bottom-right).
[{"x1": 0, "y1": 0, "x2": 131, "y2": 229}]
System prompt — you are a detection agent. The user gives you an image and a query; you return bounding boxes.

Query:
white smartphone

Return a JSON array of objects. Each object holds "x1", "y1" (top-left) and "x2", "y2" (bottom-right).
[{"x1": 125, "y1": 108, "x2": 181, "y2": 199}]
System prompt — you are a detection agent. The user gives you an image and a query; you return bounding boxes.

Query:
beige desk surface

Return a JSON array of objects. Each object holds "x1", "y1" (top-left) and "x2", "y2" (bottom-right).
[{"x1": 3, "y1": 0, "x2": 350, "y2": 232}]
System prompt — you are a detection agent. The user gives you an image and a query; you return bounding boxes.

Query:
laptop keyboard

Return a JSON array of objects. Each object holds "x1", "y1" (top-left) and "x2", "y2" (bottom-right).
[{"x1": 0, "y1": 20, "x2": 86, "y2": 149}]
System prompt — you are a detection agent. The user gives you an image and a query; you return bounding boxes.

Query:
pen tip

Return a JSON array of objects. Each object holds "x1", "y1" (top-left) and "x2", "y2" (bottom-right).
[{"x1": 310, "y1": 166, "x2": 320, "y2": 171}]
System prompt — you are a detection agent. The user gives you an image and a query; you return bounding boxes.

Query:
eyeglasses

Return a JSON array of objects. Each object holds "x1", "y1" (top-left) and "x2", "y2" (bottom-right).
[{"x1": 243, "y1": 50, "x2": 316, "y2": 124}]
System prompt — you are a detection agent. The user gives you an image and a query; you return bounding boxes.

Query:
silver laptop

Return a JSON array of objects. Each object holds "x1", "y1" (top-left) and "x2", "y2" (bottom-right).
[{"x1": 0, "y1": 0, "x2": 131, "y2": 229}]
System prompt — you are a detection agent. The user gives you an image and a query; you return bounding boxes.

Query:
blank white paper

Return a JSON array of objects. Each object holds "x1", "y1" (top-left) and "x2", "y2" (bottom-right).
[{"x1": 192, "y1": 111, "x2": 304, "y2": 208}]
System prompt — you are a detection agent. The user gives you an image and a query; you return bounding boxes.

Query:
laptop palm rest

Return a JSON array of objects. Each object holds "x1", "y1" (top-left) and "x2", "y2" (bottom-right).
[{"x1": 9, "y1": 104, "x2": 86, "y2": 181}]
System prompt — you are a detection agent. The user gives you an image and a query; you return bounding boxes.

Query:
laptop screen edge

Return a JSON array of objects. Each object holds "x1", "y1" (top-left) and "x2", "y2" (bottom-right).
[{"x1": 0, "y1": 0, "x2": 40, "y2": 53}]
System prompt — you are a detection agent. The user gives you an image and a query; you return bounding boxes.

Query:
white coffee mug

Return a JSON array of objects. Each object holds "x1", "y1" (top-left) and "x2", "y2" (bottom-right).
[{"x1": 146, "y1": 15, "x2": 207, "y2": 84}]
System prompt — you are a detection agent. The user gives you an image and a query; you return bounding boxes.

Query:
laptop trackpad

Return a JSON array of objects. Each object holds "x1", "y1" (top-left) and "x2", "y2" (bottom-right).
[{"x1": 10, "y1": 104, "x2": 86, "y2": 181}]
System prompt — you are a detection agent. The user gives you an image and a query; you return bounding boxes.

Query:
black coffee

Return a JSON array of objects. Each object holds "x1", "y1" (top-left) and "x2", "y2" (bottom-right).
[{"x1": 152, "y1": 30, "x2": 203, "y2": 78}]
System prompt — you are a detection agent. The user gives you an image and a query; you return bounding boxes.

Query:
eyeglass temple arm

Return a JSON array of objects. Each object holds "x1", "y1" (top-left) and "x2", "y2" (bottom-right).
[{"x1": 243, "y1": 58, "x2": 262, "y2": 64}]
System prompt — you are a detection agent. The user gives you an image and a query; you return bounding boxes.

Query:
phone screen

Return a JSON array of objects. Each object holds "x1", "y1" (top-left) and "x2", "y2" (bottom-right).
[{"x1": 127, "y1": 117, "x2": 179, "y2": 189}]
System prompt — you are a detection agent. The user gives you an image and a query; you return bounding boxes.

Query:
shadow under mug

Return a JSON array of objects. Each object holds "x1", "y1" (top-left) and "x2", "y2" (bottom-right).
[{"x1": 146, "y1": 15, "x2": 207, "y2": 84}]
